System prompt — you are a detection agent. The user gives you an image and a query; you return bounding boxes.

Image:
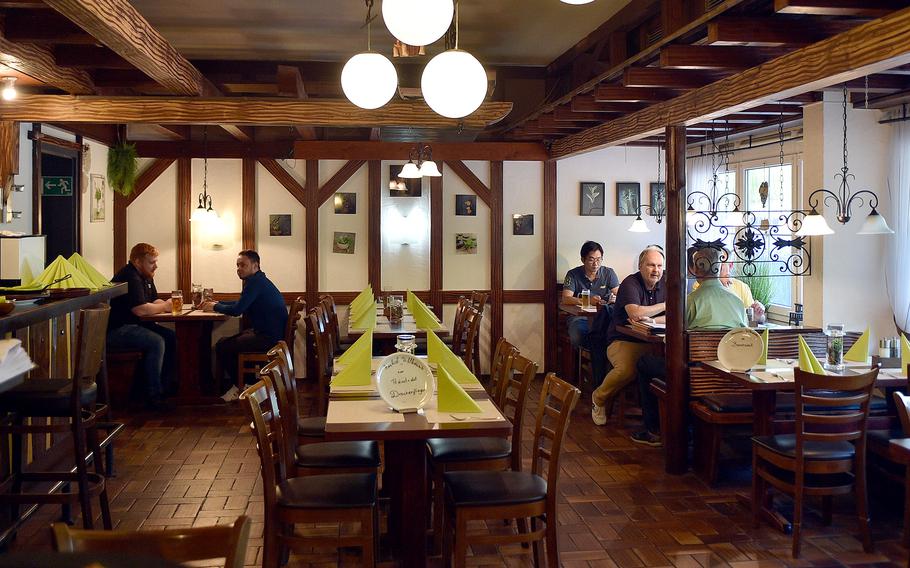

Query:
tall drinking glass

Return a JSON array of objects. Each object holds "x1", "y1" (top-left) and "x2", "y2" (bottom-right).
[{"x1": 171, "y1": 290, "x2": 184, "y2": 315}]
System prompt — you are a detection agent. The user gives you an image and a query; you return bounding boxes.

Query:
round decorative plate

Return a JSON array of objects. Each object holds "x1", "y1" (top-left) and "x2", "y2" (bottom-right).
[
  {"x1": 717, "y1": 327, "x2": 763, "y2": 372},
  {"x1": 375, "y1": 352, "x2": 434, "y2": 411}
]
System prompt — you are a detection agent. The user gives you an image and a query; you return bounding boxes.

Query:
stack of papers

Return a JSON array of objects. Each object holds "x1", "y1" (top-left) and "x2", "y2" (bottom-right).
[
  {"x1": 0, "y1": 339, "x2": 34, "y2": 386},
  {"x1": 629, "y1": 320, "x2": 666, "y2": 334}
]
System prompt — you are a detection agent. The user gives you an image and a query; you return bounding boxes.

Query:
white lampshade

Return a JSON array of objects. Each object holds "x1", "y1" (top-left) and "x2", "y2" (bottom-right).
[
  {"x1": 560, "y1": 0, "x2": 595, "y2": 3},
  {"x1": 389, "y1": 179, "x2": 399, "y2": 190},
  {"x1": 418, "y1": 160, "x2": 441, "y2": 177},
  {"x1": 341, "y1": 52, "x2": 398, "y2": 110},
  {"x1": 628, "y1": 217, "x2": 650, "y2": 233},
  {"x1": 421, "y1": 49, "x2": 487, "y2": 118},
  {"x1": 382, "y1": 0, "x2": 453, "y2": 47},
  {"x1": 191, "y1": 206, "x2": 211, "y2": 222},
  {"x1": 1, "y1": 77, "x2": 16, "y2": 101},
  {"x1": 399, "y1": 161, "x2": 421, "y2": 178},
  {"x1": 856, "y1": 209, "x2": 894, "y2": 235},
  {"x1": 795, "y1": 210, "x2": 835, "y2": 236}
]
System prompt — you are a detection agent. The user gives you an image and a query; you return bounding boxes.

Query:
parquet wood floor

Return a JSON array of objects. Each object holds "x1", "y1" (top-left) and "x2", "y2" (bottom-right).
[{"x1": 7, "y1": 378, "x2": 910, "y2": 567}]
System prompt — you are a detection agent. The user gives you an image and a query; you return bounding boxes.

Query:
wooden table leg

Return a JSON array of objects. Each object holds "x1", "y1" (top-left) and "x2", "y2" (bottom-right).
[
  {"x1": 173, "y1": 321, "x2": 219, "y2": 404},
  {"x1": 384, "y1": 439, "x2": 428, "y2": 567}
]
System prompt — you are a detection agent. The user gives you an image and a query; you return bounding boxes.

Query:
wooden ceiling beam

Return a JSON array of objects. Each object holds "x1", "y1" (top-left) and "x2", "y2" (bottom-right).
[
  {"x1": 571, "y1": 96, "x2": 648, "y2": 113},
  {"x1": 659, "y1": 45, "x2": 792, "y2": 70},
  {"x1": 552, "y1": 107, "x2": 607, "y2": 122},
  {"x1": 551, "y1": 6, "x2": 910, "y2": 158},
  {"x1": 276, "y1": 64, "x2": 317, "y2": 141},
  {"x1": 774, "y1": 0, "x2": 904, "y2": 17},
  {"x1": 0, "y1": 96, "x2": 514, "y2": 130},
  {"x1": 623, "y1": 67, "x2": 729, "y2": 88},
  {"x1": 594, "y1": 85, "x2": 680, "y2": 102},
  {"x1": 43, "y1": 0, "x2": 216, "y2": 96},
  {"x1": 707, "y1": 17, "x2": 858, "y2": 46},
  {"x1": 126, "y1": 123, "x2": 188, "y2": 140},
  {"x1": 744, "y1": 103, "x2": 805, "y2": 114},
  {"x1": 293, "y1": 141, "x2": 548, "y2": 161},
  {"x1": 219, "y1": 125, "x2": 254, "y2": 142},
  {"x1": 2, "y1": 9, "x2": 95, "y2": 44},
  {"x1": 53, "y1": 45, "x2": 132, "y2": 69},
  {"x1": 0, "y1": 27, "x2": 95, "y2": 94}
]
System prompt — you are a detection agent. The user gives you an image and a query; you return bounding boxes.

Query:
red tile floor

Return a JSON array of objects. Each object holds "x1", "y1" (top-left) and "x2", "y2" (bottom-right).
[{"x1": 7, "y1": 379, "x2": 910, "y2": 567}]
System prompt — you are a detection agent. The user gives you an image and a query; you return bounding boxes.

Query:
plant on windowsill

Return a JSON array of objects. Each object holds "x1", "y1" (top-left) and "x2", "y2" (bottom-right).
[
  {"x1": 107, "y1": 142, "x2": 138, "y2": 197},
  {"x1": 738, "y1": 263, "x2": 774, "y2": 309}
]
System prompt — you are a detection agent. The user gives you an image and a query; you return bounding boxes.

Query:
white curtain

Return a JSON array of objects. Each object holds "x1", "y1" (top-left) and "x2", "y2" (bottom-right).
[
  {"x1": 686, "y1": 155, "x2": 728, "y2": 246},
  {"x1": 887, "y1": 123, "x2": 910, "y2": 332}
]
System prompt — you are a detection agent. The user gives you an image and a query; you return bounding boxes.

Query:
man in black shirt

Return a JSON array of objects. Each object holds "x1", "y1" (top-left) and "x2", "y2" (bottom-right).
[
  {"x1": 107, "y1": 243, "x2": 176, "y2": 410},
  {"x1": 561, "y1": 241, "x2": 619, "y2": 347}
]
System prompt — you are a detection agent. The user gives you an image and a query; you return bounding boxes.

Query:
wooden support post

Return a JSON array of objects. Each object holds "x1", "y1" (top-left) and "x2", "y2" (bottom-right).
[
  {"x1": 489, "y1": 161, "x2": 504, "y2": 368},
  {"x1": 664, "y1": 125, "x2": 688, "y2": 475},
  {"x1": 543, "y1": 160, "x2": 558, "y2": 373},
  {"x1": 368, "y1": 160, "x2": 381, "y2": 292},
  {"x1": 429, "y1": 167, "x2": 443, "y2": 320},
  {"x1": 176, "y1": 157, "x2": 191, "y2": 297},
  {"x1": 304, "y1": 160, "x2": 319, "y2": 309},
  {"x1": 241, "y1": 158, "x2": 255, "y2": 250}
]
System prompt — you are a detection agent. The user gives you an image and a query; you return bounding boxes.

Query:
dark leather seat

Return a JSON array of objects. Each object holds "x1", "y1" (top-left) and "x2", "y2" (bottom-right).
[
  {"x1": 427, "y1": 437, "x2": 510, "y2": 462},
  {"x1": 295, "y1": 441, "x2": 380, "y2": 469},
  {"x1": 752, "y1": 434, "x2": 855, "y2": 460},
  {"x1": 867, "y1": 428, "x2": 904, "y2": 444},
  {"x1": 276, "y1": 473, "x2": 376, "y2": 509},
  {"x1": 298, "y1": 416, "x2": 327, "y2": 438},
  {"x1": 444, "y1": 470, "x2": 547, "y2": 507},
  {"x1": 700, "y1": 391, "x2": 887, "y2": 414},
  {"x1": 0, "y1": 379, "x2": 98, "y2": 416}
]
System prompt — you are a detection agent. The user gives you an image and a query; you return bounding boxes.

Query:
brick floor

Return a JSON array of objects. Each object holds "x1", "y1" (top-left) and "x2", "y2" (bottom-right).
[{"x1": 8, "y1": 379, "x2": 910, "y2": 567}]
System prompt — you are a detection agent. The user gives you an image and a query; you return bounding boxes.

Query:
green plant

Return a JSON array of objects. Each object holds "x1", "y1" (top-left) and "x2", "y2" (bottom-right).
[
  {"x1": 107, "y1": 142, "x2": 138, "y2": 197},
  {"x1": 738, "y1": 263, "x2": 774, "y2": 307}
]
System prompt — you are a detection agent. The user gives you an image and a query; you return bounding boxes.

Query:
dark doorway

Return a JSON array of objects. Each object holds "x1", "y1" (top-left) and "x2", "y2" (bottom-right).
[{"x1": 38, "y1": 144, "x2": 81, "y2": 262}]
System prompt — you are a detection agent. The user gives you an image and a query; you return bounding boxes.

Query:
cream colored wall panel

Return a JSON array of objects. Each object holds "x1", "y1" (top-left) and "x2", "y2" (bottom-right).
[
  {"x1": 381, "y1": 160, "x2": 430, "y2": 290},
  {"x1": 319, "y1": 163, "x2": 369, "y2": 291},
  {"x1": 126, "y1": 162, "x2": 177, "y2": 290},
  {"x1": 319, "y1": 159, "x2": 346, "y2": 185},
  {"x1": 503, "y1": 304, "x2": 544, "y2": 369},
  {"x1": 191, "y1": 159, "x2": 242, "y2": 292},
  {"x1": 503, "y1": 162, "x2": 543, "y2": 290},
  {"x1": 443, "y1": 162, "x2": 490, "y2": 290},
  {"x1": 256, "y1": 163, "x2": 306, "y2": 291},
  {"x1": 80, "y1": 138, "x2": 114, "y2": 278},
  {"x1": 7, "y1": 124, "x2": 33, "y2": 235}
]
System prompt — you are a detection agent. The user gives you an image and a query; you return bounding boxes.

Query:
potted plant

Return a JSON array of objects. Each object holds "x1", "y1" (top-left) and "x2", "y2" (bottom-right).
[{"x1": 107, "y1": 142, "x2": 138, "y2": 197}]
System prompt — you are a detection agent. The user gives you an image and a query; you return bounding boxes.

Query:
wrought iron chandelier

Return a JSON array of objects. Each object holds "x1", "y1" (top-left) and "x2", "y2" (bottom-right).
[{"x1": 628, "y1": 143, "x2": 665, "y2": 232}]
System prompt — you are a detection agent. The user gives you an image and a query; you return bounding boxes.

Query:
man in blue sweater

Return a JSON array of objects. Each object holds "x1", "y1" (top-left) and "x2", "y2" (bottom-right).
[{"x1": 202, "y1": 250, "x2": 287, "y2": 397}]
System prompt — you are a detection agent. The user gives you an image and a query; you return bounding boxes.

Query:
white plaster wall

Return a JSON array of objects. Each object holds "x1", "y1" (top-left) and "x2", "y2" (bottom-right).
[
  {"x1": 381, "y1": 160, "x2": 430, "y2": 290},
  {"x1": 443, "y1": 160, "x2": 491, "y2": 290},
  {"x1": 503, "y1": 162, "x2": 544, "y2": 290},
  {"x1": 319, "y1": 160, "x2": 369, "y2": 291},
  {"x1": 504, "y1": 304, "x2": 544, "y2": 369},
  {"x1": 127, "y1": 162, "x2": 177, "y2": 290},
  {"x1": 6, "y1": 123, "x2": 34, "y2": 235},
  {"x1": 191, "y1": 159, "x2": 242, "y2": 292},
  {"x1": 557, "y1": 146, "x2": 665, "y2": 282},
  {"x1": 255, "y1": 163, "x2": 305, "y2": 291},
  {"x1": 80, "y1": 138, "x2": 114, "y2": 278}
]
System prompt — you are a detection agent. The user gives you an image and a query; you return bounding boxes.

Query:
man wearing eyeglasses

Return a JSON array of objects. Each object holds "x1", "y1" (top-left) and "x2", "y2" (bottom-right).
[{"x1": 561, "y1": 241, "x2": 620, "y2": 348}]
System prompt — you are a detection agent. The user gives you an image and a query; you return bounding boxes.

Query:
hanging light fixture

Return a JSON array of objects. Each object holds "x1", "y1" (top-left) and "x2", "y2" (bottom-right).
[
  {"x1": 798, "y1": 85, "x2": 893, "y2": 236},
  {"x1": 417, "y1": 143, "x2": 441, "y2": 177},
  {"x1": 628, "y1": 143, "x2": 665, "y2": 233},
  {"x1": 421, "y1": 1, "x2": 487, "y2": 119},
  {"x1": 342, "y1": 0, "x2": 398, "y2": 110},
  {"x1": 560, "y1": 0, "x2": 595, "y2": 4},
  {"x1": 687, "y1": 121, "x2": 742, "y2": 223},
  {"x1": 382, "y1": 0, "x2": 453, "y2": 47},
  {"x1": 1, "y1": 77, "x2": 17, "y2": 101},
  {"x1": 191, "y1": 126, "x2": 215, "y2": 222},
  {"x1": 399, "y1": 147, "x2": 422, "y2": 178}
]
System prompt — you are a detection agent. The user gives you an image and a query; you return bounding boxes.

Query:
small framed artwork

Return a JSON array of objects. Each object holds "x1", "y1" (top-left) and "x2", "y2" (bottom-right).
[
  {"x1": 512, "y1": 214, "x2": 534, "y2": 235},
  {"x1": 455, "y1": 194, "x2": 476, "y2": 216},
  {"x1": 333, "y1": 231, "x2": 356, "y2": 254},
  {"x1": 389, "y1": 165, "x2": 421, "y2": 197},
  {"x1": 579, "y1": 182, "x2": 605, "y2": 216},
  {"x1": 333, "y1": 192, "x2": 356, "y2": 214},
  {"x1": 90, "y1": 174, "x2": 105, "y2": 223},
  {"x1": 616, "y1": 182, "x2": 641, "y2": 217},
  {"x1": 649, "y1": 182, "x2": 666, "y2": 216},
  {"x1": 269, "y1": 214, "x2": 292, "y2": 236},
  {"x1": 455, "y1": 233, "x2": 477, "y2": 254}
]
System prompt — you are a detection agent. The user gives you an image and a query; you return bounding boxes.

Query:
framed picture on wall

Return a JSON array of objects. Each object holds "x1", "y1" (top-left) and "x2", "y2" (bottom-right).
[
  {"x1": 579, "y1": 182, "x2": 605, "y2": 216},
  {"x1": 616, "y1": 182, "x2": 641, "y2": 217},
  {"x1": 90, "y1": 174, "x2": 105, "y2": 223},
  {"x1": 333, "y1": 192, "x2": 356, "y2": 214},
  {"x1": 389, "y1": 165, "x2": 421, "y2": 197},
  {"x1": 333, "y1": 232, "x2": 356, "y2": 254},
  {"x1": 649, "y1": 182, "x2": 666, "y2": 217},
  {"x1": 512, "y1": 214, "x2": 534, "y2": 235},
  {"x1": 455, "y1": 233, "x2": 477, "y2": 254},
  {"x1": 455, "y1": 194, "x2": 476, "y2": 216},
  {"x1": 269, "y1": 214, "x2": 292, "y2": 236}
]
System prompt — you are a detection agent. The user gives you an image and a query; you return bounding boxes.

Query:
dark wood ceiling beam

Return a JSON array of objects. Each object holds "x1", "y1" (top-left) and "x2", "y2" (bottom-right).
[
  {"x1": 0, "y1": 27, "x2": 95, "y2": 94},
  {"x1": 774, "y1": 0, "x2": 904, "y2": 16},
  {"x1": 744, "y1": 103, "x2": 804, "y2": 114},
  {"x1": 126, "y1": 123, "x2": 188, "y2": 140},
  {"x1": 0, "y1": 96, "x2": 514, "y2": 130},
  {"x1": 219, "y1": 125, "x2": 254, "y2": 142},
  {"x1": 43, "y1": 0, "x2": 216, "y2": 96},
  {"x1": 53, "y1": 45, "x2": 132, "y2": 69},
  {"x1": 276, "y1": 64, "x2": 317, "y2": 141},
  {"x1": 2, "y1": 9, "x2": 95, "y2": 43},
  {"x1": 594, "y1": 86, "x2": 680, "y2": 102},
  {"x1": 49, "y1": 122, "x2": 116, "y2": 145},
  {"x1": 623, "y1": 67, "x2": 729, "y2": 88},
  {"x1": 536, "y1": 117, "x2": 589, "y2": 130},
  {"x1": 292, "y1": 141, "x2": 548, "y2": 161},
  {"x1": 659, "y1": 45, "x2": 792, "y2": 70},
  {"x1": 707, "y1": 17, "x2": 858, "y2": 46},
  {"x1": 551, "y1": 6, "x2": 910, "y2": 158},
  {"x1": 552, "y1": 108, "x2": 607, "y2": 122},
  {"x1": 571, "y1": 96, "x2": 648, "y2": 113}
]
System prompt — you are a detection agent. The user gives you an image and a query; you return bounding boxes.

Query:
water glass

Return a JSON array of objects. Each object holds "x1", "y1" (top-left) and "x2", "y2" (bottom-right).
[
  {"x1": 395, "y1": 334, "x2": 417, "y2": 354},
  {"x1": 171, "y1": 290, "x2": 184, "y2": 315}
]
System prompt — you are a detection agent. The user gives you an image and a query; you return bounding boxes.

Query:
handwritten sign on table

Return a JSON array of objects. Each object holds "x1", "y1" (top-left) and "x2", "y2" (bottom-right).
[{"x1": 376, "y1": 352, "x2": 434, "y2": 411}]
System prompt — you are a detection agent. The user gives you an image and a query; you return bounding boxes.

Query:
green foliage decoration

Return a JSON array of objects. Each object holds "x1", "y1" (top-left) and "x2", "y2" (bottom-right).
[{"x1": 107, "y1": 142, "x2": 138, "y2": 197}]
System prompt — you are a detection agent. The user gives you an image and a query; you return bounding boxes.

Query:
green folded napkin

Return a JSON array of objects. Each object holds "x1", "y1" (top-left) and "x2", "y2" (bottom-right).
[
  {"x1": 406, "y1": 290, "x2": 416, "y2": 315},
  {"x1": 798, "y1": 334, "x2": 826, "y2": 375},
  {"x1": 12, "y1": 256, "x2": 96, "y2": 290},
  {"x1": 902, "y1": 334, "x2": 910, "y2": 375},
  {"x1": 758, "y1": 328, "x2": 769, "y2": 365},
  {"x1": 414, "y1": 302, "x2": 442, "y2": 330},
  {"x1": 351, "y1": 303, "x2": 376, "y2": 330},
  {"x1": 332, "y1": 331, "x2": 372, "y2": 387},
  {"x1": 844, "y1": 327, "x2": 870, "y2": 363},
  {"x1": 427, "y1": 330, "x2": 445, "y2": 365},
  {"x1": 349, "y1": 286, "x2": 373, "y2": 315},
  {"x1": 436, "y1": 366, "x2": 482, "y2": 413},
  {"x1": 338, "y1": 329, "x2": 371, "y2": 365},
  {"x1": 67, "y1": 253, "x2": 111, "y2": 289}
]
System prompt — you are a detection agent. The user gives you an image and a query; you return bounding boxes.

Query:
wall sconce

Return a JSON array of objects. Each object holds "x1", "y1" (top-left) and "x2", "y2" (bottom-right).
[
  {"x1": 1, "y1": 77, "x2": 17, "y2": 101},
  {"x1": 399, "y1": 143, "x2": 442, "y2": 179}
]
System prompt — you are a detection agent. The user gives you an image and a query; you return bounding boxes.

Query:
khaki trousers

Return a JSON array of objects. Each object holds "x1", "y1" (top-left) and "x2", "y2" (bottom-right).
[{"x1": 592, "y1": 340, "x2": 653, "y2": 407}]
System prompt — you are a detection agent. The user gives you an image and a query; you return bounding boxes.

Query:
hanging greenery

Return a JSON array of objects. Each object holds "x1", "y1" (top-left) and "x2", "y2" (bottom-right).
[{"x1": 107, "y1": 142, "x2": 138, "y2": 197}]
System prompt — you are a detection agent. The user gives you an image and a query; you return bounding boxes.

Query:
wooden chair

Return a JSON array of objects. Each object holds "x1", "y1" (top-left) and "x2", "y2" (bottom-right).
[
  {"x1": 0, "y1": 305, "x2": 112, "y2": 530},
  {"x1": 486, "y1": 337, "x2": 519, "y2": 403},
  {"x1": 443, "y1": 373, "x2": 580, "y2": 567},
  {"x1": 52, "y1": 515, "x2": 251, "y2": 568},
  {"x1": 427, "y1": 348, "x2": 536, "y2": 553},
  {"x1": 259, "y1": 360, "x2": 380, "y2": 477},
  {"x1": 895, "y1": 391, "x2": 910, "y2": 435},
  {"x1": 267, "y1": 341, "x2": 324, "y2": 441},
  {"x1": 235, "y1": 296, "x2": 305, "y2": 389},
  {"x1": 303, "y1": 306, "x2": 334, "y2": 416},
  {"x1": 446, "y1": 297, "x2": 469, "y2": 350},
  {"x1": 240, "y1": 378, "x2": 377, "y2": 568},
  {"x1": 452, "y1": 304, "x2": 482, "y2": 374},
  {"x1": 469, "y1": 290, "x2": 489, "y2": 373},
  {"x1": 751, "y1": 367, "x2": 878, "y2": 558},
  {"x1": 320, "y1": 294, "x2": 353, "y2": 353}
]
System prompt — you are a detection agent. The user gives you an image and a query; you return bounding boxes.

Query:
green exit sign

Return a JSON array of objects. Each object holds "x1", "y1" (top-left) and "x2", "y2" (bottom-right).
[{"x1": 42, "y1": 176, "x2": 74, "y2": 196}]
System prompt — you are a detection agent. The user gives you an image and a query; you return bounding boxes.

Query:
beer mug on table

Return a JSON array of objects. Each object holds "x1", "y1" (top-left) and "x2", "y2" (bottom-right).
[
  {"x1": 191, "y1": 284, "x2": 203, "y2": 308},
  {"x1": 171, "y1": 290, "x2": 184, "y2": 315},
  {"x1": 580, "y1": 289, "x2": 591, "y2": 309}
]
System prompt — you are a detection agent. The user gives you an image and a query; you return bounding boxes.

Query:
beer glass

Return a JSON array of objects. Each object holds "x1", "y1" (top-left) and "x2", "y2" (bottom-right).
[{"x1": 171, "y1": 290, "x2": 184, "y2": 315}]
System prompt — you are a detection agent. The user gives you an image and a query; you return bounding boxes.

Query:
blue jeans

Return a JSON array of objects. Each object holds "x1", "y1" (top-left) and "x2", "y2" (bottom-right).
[
  {"x1": 568, "y1": 316, "x2": 589, "y2": 348},
  {"x1": 107, "y1": 323, "x2": 176, "y2": 399}
]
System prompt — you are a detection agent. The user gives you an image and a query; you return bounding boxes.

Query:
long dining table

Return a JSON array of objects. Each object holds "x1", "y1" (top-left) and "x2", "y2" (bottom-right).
[{"x1": 347, "y1": 306, "x2": 449, "y2": 353}]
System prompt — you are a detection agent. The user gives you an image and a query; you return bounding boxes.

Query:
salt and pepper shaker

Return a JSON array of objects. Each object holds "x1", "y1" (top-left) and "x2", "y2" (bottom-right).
[{"x1": 880, "y1": 339, "x2": 892, "y2": 359}]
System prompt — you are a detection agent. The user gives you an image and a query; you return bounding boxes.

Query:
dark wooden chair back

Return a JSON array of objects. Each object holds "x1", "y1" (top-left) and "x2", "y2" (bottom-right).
[
  {"x1": 499, "y1": 353, "x2": 538, "y2": 472},
  {"x1": 319, "y1": 295, "x2": 342, "y2": 353},
  {"x1": 260, "y1": 359, "x2": 298, "y2": 468},
  {"x1": 450, "y1": 298, "x2": 469, "y2": 355},
  {"x1": 793, "y1": 367, "x2": 878, "y2": 448},
  {"x1": 240, "y1": 378, "x2": 288, "y2": 513},
  {"x1": 304, "y1": 308, "x2": 332, "y2": 415},
  {"x1": 470, "y1": 290, "x2": 489, "y2": 313},
  {"x1": 268, "y1": 340, "x2": 294, "y2": 384},
  {"x1": 460, "y1": 304, "x2": 483, "y2": 373},
  {"x1": 72, "y1": 305, "x2": 111, "y2": 410},
  {"x1": 487, "y1": 337, "x2": 518, "y2": 403},
  {"x1": 530, "y1": 374, "x2": 580, "y2": 507},
  {"x1": 894, "y1": 391, "x2": 910, "y2": 436},
  {"x1": 283, "y1": 296, "x2": 306, "y2": 359},
  {"x1": 53, "y1": 516, "x2": 251, "y2": 568}
]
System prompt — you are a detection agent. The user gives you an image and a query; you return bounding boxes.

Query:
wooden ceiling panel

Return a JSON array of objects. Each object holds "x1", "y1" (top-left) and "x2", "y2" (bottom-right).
[
  {"x1": 774, "y1": 0, "x2": 906, "y2": 17},
  {"x1": 659, "y1": 45, "x2": 793, "y2": 70}
]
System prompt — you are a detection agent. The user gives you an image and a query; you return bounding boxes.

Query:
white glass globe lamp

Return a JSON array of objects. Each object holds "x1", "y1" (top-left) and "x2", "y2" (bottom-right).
[
  {"x1": 382, "y1": 0, "x2": 453, "y2": 47},
  {"x1": 341, "y1": 52, "x2": 398, "y2": 110},
  {"x1": 421, "y1": 49, "x2": 487, "y2": 118}
]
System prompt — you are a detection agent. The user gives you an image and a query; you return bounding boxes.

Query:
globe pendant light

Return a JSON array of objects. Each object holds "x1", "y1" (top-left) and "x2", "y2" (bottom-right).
[
  {"x1": 421, "y1": 2, "x2": 487, "y2": 119},
  {"x1": 382, "y1": 0, "x2": 453, "y2": 47},
  {"x1": 342, "y1": 1, "x2": 398, "y2": 110}
]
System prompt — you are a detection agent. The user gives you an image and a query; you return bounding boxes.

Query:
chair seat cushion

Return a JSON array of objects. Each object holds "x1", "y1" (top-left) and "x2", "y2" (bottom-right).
[
  {"x1": 444, "y1": 470, "x2": 546, "y2": 507},
  {"x1": 759, "y1": 462, "x2": 855, "y2": 489},
  {"x1": 298, "y1": 416, "x2": 326, "y2": 438},
  {"x1": 752, "y1": 434, "x2": 855, "y2": 460},
  {"x1": 867, "y1": 428, "x2": 904, "y2": 444},
  {"x1": 427, "y1": 437, "x2": 511, "y2": 462},
  {"x1": 296, "y1": 441, "x2": 380, "y2": 469},
  {"x1": 277, "y1": 473, "x2": 377, "y2": 509},
  {"x1": 700, "y1": 393, "x2": 752, "y2": 413},
  {"x1": 0, "y1": 379, "x2": 97, "y2": 416}
]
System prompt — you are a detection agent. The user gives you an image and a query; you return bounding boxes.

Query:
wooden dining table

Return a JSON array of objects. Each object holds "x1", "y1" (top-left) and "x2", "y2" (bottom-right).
[
  {"x1": 347, "y1": 307, "x2": 449, "y2": 353},
  {"x1": 140, "y1": 307, "x2": 227, "y2": 404}
]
